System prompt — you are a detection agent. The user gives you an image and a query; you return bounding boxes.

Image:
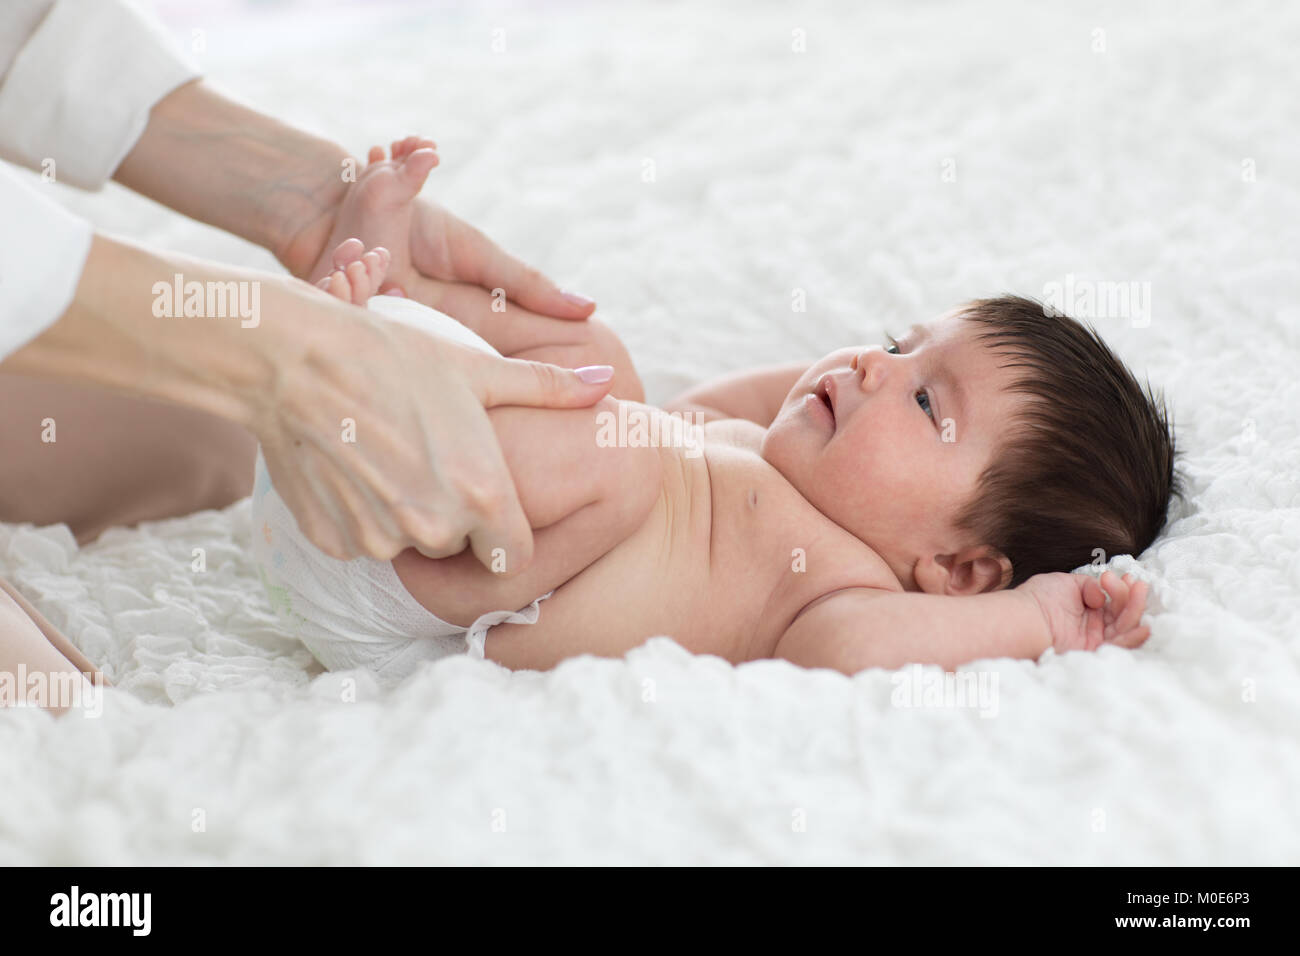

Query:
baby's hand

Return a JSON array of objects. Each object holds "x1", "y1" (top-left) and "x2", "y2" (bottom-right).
[{"x1": 1017, "y1": 570, "x2": 1151, "y2": 655}]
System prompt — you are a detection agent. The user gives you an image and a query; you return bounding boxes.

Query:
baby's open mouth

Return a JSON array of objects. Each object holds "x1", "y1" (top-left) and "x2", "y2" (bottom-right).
[{"x1": 815, "y1": 375, "x2": 836, "y2": 424}]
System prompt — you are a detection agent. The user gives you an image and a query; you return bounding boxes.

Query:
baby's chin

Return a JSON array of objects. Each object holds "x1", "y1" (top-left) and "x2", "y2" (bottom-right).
[{"x1": 759, "y1": 421, "x2": 827, "y2": 499}]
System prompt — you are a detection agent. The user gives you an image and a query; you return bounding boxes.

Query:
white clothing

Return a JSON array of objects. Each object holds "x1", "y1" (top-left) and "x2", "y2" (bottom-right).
[
  {"x1": 248, "y1": 296, "x2": 553, "y2": 685},
  {"x1": 0, "y1": 0, "x2": 200, "y2": 359}
]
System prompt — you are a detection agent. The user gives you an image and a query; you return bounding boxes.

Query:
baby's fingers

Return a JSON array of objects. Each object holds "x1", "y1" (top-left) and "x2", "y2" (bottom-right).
[
  {"x1": 1100, "y1": 570, "x2": 1130, "y2": 615},
  {"x1": 1113, "y1": 623, "x2": 1151, "y2": 650},
  {"x1": 1101, "y1": 575, "x2": 1150, "y2": 647},
  {"x1": 1082, "y1": 574, "x2": 1106, "y2": 609},
  {"x1": 1112, "y1": 580, "x2": 1148, "y2": 635}
]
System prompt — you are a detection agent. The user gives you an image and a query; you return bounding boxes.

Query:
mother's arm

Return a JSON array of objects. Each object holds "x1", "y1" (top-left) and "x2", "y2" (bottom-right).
[{"x1": 112, "y1": 79, "x2": 595, "y2": 323}]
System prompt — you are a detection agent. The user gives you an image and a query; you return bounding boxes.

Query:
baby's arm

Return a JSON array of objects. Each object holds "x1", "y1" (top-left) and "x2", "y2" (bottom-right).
[
  {"x1": 775, "y1": 572, "x2": 1149, "y2": 673},
  {"x1": 662, "y1": 362, "x2": 810, "y2": 426},
  {"x1": 392, "y1": 397, "x2": 662, "y2": 625},
  {"x1": 427, "y1": 282, "x2": 645, "y2": 402}
]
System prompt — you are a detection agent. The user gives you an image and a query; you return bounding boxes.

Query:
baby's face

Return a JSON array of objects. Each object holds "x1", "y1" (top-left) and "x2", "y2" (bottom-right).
[{"x1": 761, "y1": 312, "x2": 1024, "y2": 585}]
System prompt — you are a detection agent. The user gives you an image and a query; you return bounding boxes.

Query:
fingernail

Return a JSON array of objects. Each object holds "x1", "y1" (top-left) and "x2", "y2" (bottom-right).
[
  {"x1": 575, "y1": 364, "x2": 614, "y2": 384},
  {"x1": 560, "y1": 289, "x2": 595, "y2": 308}
]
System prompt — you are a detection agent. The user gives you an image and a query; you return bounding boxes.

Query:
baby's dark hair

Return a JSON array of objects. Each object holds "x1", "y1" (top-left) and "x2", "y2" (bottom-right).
[{"x1": 951, "y1": 295, "x2": 1182, "y2": 588}]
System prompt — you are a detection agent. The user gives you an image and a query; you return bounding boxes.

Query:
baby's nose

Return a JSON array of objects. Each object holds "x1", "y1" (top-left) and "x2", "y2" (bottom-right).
[{"x1": 851, "y1": 347, "x2": 889, "y2": 390}]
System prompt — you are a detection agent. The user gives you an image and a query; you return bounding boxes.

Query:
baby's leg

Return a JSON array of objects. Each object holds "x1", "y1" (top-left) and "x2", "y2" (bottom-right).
[
  {"x1": 427, "y1": 282, "x2": 644, "y2": 402},
  {"x1": 307, "y1": 137, "x2": 438, "y2": 286},
  {"x1": 307, "y1": 137, "x2": 642, "y2": 400}
]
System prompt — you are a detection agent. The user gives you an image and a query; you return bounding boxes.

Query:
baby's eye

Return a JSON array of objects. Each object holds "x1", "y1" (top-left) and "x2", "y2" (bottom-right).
[
  {"x1": 884, "y1": 333, "x2": 935, "y2": 422},
  {"x1": 916, "y1": 389, "x2": 935, "y2": 421}
]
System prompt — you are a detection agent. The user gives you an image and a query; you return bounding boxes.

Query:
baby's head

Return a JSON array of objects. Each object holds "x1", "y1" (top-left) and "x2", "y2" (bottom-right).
[{"x1": 761, "y1": 295, "x2": 1180, "y2": 593}]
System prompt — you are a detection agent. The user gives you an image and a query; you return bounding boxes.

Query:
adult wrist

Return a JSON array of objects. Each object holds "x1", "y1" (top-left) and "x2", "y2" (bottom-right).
[
  {"x1": 265, "y1": 141, "x2": 355, "y2": 278},
  {"x1": 112, "y1": 80, "x2": 352, "y2": 279}
]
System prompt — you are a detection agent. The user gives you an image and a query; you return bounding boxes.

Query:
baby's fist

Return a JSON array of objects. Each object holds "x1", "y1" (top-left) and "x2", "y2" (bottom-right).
[{"x1": 1017, "y1": 570, "x2": 1152, "y2": 655}]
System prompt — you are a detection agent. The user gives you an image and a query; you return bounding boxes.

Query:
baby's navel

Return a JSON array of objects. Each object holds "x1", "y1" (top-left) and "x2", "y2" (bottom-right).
[{"x1": 748, "y1": 489, "x2": 758, "y2": 509}]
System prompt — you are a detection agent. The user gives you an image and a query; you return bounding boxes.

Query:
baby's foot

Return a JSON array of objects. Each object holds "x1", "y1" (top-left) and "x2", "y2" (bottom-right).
[
  {"x1": 306, "y1": 136, "x2": 439, "y2": 290},
  {"x1": 315, "y1": 239, "x2": 392, "y2": 305}
]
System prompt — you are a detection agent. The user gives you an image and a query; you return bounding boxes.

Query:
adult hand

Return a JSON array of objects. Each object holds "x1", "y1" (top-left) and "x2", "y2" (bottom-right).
[
  {"x1": 113, "y1": 84, "x2": 596, "y2": 327},
  {"x1": 5, "y1": 235, "x2": 614, "y2": 572},
  {"x1": 257, "y1": 290, "x2": 615, "y2": 568},
  {"x1": 279, "y1": 151, "x2": 597, "y2": 326},
  {"x1": 406, "y1": 191, "x2": 597, "y2": 320}
]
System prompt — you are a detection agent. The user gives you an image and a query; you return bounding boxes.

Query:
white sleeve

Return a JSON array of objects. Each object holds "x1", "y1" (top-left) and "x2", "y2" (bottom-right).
[
  {"x1": 0, "y1": 165, "x2": 93, "y2": 360},
  {"x1": 0, "y1": 0, "x2": 200, "y2": 190}
]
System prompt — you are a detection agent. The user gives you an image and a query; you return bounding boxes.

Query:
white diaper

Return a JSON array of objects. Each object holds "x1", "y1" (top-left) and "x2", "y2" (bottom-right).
[{"x1": 249, "y1": 295, "x2": 552, "y2": 685}]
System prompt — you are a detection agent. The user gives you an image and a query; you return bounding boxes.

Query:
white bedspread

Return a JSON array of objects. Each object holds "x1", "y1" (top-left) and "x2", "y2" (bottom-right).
[{"x1": 2, "y1": 0, "x2": 1297, "y2": 864}]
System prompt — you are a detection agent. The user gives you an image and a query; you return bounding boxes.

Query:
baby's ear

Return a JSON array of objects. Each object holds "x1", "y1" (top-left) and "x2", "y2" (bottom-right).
[
  {"x1": 964, "y1": 546, "x2": 1013, "y2": 593},
  {"x1": 924, "y1": 547, "x2": 1012, "y2": 596}
]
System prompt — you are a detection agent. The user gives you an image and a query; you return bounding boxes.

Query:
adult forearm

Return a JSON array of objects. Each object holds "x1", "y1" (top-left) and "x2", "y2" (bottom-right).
[
  {"x1": 0, "y1": 233, "x2": 308, "y2": 429},
  {"x1": 112, "y1": 79, "x2": 349, "y2": 277}
]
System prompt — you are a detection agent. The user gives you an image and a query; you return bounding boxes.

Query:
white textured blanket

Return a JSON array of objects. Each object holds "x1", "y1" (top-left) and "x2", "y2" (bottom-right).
[{"x1": 2, "y1": 0, "x2": 1297, "y2": 864}]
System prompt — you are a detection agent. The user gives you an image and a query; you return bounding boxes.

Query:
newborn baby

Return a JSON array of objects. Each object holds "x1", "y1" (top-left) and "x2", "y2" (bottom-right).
[{"x1": 251, "y1": 142, "x2": 1176, "y2": 683}]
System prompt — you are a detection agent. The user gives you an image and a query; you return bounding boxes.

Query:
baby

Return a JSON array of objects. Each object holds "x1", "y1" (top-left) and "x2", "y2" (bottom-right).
[{"x1": 250, "y1": 141, "x2": 1177, "y2": 682}]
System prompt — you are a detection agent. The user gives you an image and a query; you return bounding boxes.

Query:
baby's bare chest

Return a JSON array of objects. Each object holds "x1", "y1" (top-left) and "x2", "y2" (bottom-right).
[{"x1": 494, "y1": 442, "x2": 891, "y2": 666}]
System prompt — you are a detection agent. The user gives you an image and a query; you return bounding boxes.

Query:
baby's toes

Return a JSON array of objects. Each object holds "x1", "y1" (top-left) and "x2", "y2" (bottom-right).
[
  {"x1": 344, "y1": 259, "x2": 371, "y2": 304},
  {"x1": 392, "y1": 135, "x2": 435, "y2": 160},
  {"x1": 361, "y1": 247, "x2": 389, "y2": 290},
  {"x1": 319, "y1": 269, "x2": 352, "y2": 302},
  {"x1": 396, "y1": 147, "x2": 439, "y2": 193},
  {"x1": 331, "y1": 237, "x2": 366, "y2": 272},
  {"x1": 367, "y1": 145, "x2": 386, "y2": 166}
]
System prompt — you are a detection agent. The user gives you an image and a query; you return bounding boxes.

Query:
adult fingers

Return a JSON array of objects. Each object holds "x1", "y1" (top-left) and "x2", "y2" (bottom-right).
[
  {"x1": 450, "y1": 218, "x2": 596, "y2": 320},
  {"x1": 423, "y1": 405, "x2": 536, "y2": 574},
  {"x1": 470, "y1": 353, "x2": 614, "y2": 410},
  {"x1": 264, "y1": 449, "x2": 353, "y2": 560}
]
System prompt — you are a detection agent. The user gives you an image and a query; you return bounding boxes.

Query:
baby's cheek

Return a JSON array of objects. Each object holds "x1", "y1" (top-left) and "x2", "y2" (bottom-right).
[
  {"x1": 822, "y1": 447, "x2": 881, "y2": 507},
  {"x1": 839, "y1": 445, "x2": 918, "y2": 518}
]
